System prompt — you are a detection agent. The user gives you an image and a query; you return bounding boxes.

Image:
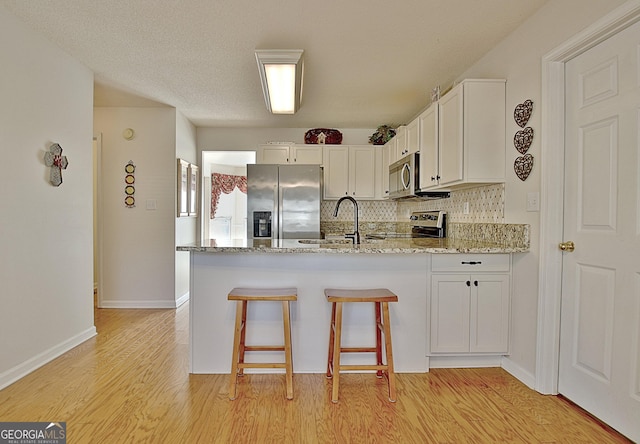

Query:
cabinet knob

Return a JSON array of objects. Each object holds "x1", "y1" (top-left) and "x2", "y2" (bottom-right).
[
  {"x1": 474, "y1": 280, "x2": 478, "y2": 287},
  {"x1": 466, "y1": 280, "x2": 471, "y2": 287}
]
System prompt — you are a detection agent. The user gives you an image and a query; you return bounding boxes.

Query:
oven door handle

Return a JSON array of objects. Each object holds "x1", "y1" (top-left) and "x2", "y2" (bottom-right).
[{"x1": 401, "y1": 163, "x2": 411, "y2": 190}]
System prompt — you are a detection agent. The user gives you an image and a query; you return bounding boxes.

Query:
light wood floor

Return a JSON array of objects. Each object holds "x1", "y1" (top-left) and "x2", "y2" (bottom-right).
[{"x1": 0, "y1": 303, "x2": 630, "y2": 443}]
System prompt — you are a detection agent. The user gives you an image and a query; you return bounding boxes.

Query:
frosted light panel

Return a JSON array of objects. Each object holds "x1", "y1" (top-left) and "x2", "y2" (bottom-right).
[{"x1": 265, "y1": 64, "x2": 295, "y2": 114}]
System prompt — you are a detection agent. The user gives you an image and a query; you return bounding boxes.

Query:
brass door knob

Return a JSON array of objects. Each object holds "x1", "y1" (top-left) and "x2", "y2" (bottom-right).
[{"x1": 559, "y1": 241, "x2": 575, "y2": 252}]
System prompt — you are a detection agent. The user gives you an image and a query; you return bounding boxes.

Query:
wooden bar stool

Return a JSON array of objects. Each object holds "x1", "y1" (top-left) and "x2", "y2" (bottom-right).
[
  {"x1": 325, "y1": 288, "x2": 398, "y2": 403},
  {"x1": 227, "y1": 287, "x2": 297, "y2": 400}
]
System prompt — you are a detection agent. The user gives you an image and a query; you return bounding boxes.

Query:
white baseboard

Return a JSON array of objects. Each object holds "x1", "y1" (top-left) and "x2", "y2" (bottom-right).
[
  {"x1": 100, "y1": 293, "x2": 189, "y2": 309},
  {"x1": 175, "y1": 292, "x2": 189, "y2": 307},
  {"x1": 0, "y1": 327, "x2": 97, "y2": 390},
  {"x1": 100, "y1": 300, "x2": 180, "y2": 309},
  {"x1": 500, "y1": 356, "x2": 536, "y2": 390},
  {"x1": 428, "y1": 355, "x2": 503, "y2": 368}
]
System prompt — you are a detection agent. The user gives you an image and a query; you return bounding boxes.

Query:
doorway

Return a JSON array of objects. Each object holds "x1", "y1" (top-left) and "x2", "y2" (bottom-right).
[{"x1": 201, "y1": 151, "x2": 255, "y2": 241}]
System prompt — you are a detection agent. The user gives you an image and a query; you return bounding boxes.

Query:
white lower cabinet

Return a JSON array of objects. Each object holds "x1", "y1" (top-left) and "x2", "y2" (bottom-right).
[{"x1": 429, "y1": 254, "x2": 511, "y2": 355}]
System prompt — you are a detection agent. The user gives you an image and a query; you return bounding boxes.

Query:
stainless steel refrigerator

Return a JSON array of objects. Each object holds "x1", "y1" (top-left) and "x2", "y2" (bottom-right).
[{"x1": 247, "y1": 164, "x2": 322, "y2": 240}]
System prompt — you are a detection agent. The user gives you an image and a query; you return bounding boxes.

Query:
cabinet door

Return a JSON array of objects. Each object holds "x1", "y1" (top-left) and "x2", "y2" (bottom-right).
[
  {"x1": 438, "y1": 84, "x2": 464, "y2": 186},
  {"x1": 292, "y1": 145, "x2": 323, "y2": 164},
  {"x1": 470, "y1": 274, "x2": 510, "y2": 353},
  {"x1": 394, "y1": 125, "x2": 407, "y2": 160},
  {"x1": 323, "y1": 145, "x2": 349, "y2": 198},
  {"x1": 430, "y1": 275, "x2": 471, "y2": 353},
  {"x1": 257, "y1": 145, "x2": 290, "y2": 164},
  {"x1": 418, "y1": 103, "x2": 439, "y2": 190},
  {"x1": 406, "y1": 118, "x2": 419, "y2": 155},
  {"x1": 380, "y1": 143, "x2": 390, "y2": 198},
  {"x1": 349, "y1": 145, "x2": 376, "y2": 199}
]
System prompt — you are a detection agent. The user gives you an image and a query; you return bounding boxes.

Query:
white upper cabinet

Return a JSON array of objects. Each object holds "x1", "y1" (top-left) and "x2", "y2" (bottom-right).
[
  {"x1": 437, "y1": 79, "x2": 506, "y2": 188},
  {"x1": 405, "y1": 118, "x2": 419, "y2": 156},
  {"x1": 291, "y1": 145, "x2": 323, "y2": 164},
  {"x1": 257, "y1": 144, "x2": 323, "y2": 164},
  {"x1": 390, "y1": 125, "x2": 406, "y2": 164},
  {"x1": 323, "y1": 145, "x2": 377, "y2": 200},
  {"x1": 418, "y1": 102, "x2": 439, "y2": 190},
  {"x1": 257, "y1": 144, "x2": 291, "y2": 164}
]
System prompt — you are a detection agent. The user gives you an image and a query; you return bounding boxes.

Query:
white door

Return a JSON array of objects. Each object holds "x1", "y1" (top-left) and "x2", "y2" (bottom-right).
[{"x1": 561, "y1": 19, "x2": 640, "y2": 441}]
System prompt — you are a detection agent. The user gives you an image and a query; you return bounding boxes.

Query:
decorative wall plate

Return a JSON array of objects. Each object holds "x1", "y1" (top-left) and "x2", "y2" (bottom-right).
[
  {"x1": 125, "y1": 185, "x2": 135, "y2": 195},
  {"x1": 514, "y1": 153, "x2": 534, "y2": 181},
  {"x1": 304, "y1": 128, "x2": 342, "y2": 144},
  {"x1": 514, "y1": 100, "x2": 533, "y2": 128},
  {"x1": 124, "y1": 196, "x2": 135, "y2": 207},
  {"x1": 125, "y1": 162, "x2": 135, "y2": 173},
  {"x1": 514, "y1": 127, "x2": 534, "y2": 154},
  {"x1": 125, "y1": 174, "x2": 135, "y2": 184}
]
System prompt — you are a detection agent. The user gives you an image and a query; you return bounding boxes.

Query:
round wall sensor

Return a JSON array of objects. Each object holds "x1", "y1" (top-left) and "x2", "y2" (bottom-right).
[{"x1": 123, "y1": 128, "x2": 135, "y2": 140}]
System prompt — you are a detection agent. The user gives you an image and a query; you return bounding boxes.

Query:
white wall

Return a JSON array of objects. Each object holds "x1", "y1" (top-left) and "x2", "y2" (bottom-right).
[
  {"x1": 197, "y1": 128, "x2": 376, "y2": 152},
  {"x1": 0, "y1": 6, "x2": 96, "y2": 388},
  {"x1": 175, "y1": 111, "x2": 197, "y2": 305},
  {"x1": 457, "y1": 0, "x2": 627, "y2": 384},
  {"x1": 94, "y1": 107, "x2": 179, "y2": 308}
]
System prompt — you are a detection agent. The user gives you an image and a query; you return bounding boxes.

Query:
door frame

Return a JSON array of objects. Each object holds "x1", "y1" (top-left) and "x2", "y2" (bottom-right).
[
  {"x1": 536, "y1": 0, "x2": 640, "y2": 394},
  {"x1": 93, "y1": 133, "x2": 104, "y2": 308}
]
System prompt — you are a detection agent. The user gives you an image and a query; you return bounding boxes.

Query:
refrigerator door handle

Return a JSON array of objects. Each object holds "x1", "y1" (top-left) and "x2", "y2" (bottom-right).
[{"x1": 276, "y1": 184, "x2": 283, "y2": 240}]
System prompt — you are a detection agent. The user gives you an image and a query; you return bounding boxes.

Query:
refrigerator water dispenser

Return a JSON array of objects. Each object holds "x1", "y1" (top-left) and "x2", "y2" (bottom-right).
[{"x1": 253, "y1": 211, "x2": 272, "y2": 238}]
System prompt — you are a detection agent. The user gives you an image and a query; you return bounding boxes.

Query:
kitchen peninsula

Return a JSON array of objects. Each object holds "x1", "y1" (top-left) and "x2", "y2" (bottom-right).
[{"x1": 179, "y1": 231, "x2": 528, "y2": 374}]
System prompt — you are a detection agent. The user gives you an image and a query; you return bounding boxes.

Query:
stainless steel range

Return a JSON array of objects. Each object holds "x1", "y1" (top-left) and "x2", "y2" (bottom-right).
[{"x1": 410, "y1": 211, "x2": 446, "y2": 238}]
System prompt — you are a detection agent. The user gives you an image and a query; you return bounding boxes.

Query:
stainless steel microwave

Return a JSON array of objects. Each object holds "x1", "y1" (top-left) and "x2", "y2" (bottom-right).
[
  {"x1": 388, "y1": 152, "x2": 451, "y2": 200},
  {"x1": 389, "y1": 153, "x2": 420, "y2": 199}
]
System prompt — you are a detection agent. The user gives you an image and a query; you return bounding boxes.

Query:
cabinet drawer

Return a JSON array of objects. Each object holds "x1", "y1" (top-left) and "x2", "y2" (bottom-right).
[{"x1": 431, "y1": 254, "x2": 510, "y2": 272}]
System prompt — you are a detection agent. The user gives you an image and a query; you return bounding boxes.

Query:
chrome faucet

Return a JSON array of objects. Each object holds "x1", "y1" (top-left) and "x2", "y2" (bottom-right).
[{"x1": 333, "y1": 196, "x2": 360, "y2": 244}]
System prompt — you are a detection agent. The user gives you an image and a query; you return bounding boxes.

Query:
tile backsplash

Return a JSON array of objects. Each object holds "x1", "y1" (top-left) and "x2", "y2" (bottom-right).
[{"x1": 321, "y1": 183, "x2": 505, "y2": 224}]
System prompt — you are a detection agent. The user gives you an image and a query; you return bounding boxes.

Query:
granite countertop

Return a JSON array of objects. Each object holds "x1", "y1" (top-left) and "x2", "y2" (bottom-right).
[{"x1": 177, "y1": 237, "x2": 529, "y2": 254}]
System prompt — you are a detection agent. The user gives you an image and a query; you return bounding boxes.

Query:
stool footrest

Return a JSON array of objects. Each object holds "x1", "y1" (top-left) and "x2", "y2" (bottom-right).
[
  {"x1": 238, "y1": 363, "x2": 287, "y2": 369},
  {"x1": 244, "y1": 345, "x2": 285, "y2": 352},
  {"x1": 340, "y1": 347, "x2": 377, "y2": 353},
  {"x1": 339, "y1": 364, "x2": 389, "y2": 371}
]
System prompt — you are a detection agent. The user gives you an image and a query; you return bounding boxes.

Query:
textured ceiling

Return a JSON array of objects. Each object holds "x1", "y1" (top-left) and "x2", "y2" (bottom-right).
[{"x1": 2, "y1": 0, "x2": 548, "y2": 128}]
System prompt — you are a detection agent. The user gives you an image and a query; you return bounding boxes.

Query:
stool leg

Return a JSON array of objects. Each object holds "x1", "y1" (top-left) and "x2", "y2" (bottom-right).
[
  {"x1": 282, "y1": 300, "x2": 294, "y2": 400},
  {"x1": 381, "y1": 302, "x2": 397, "y2": 402},
  {"x1": 375, "y1": 301, "x2": 383, "y2": 378},
  {"x1": 331, "y1": 302, "x2": 343, "y2": 403},
  {"x1": 229, "y1": 300, "x2": 244, "y2": 400},
  {"x1": 237, "y1": 300, "x2": 248, "y2": 376},
  {"x1": 326, "y1": 302, "x2": 336, "y2": 379}
]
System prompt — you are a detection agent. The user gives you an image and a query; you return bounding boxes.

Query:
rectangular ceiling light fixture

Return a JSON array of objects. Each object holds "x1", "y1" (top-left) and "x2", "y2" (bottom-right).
[{"x1": 255, "y1": 49, "x2": 304, "y2": 114}]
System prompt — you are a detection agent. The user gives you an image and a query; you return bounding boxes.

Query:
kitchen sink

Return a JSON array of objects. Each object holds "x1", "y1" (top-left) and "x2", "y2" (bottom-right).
[
  {"x1": 297, "y1": 239, "x2": 352, "y2": 245},
  {"x1": 298, "y1": 238, "x2": 385, "y2": 245}
]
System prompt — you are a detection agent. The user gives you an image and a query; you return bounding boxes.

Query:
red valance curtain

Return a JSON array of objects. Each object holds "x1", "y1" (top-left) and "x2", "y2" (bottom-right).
[{"x1": 211, "y1": 173, "x2": 247, "y2": 218}]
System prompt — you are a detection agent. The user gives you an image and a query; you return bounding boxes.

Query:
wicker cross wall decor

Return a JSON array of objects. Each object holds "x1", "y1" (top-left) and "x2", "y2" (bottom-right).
[{"x1": 44, "y1": 143, "x2": 68, "y2": 187}]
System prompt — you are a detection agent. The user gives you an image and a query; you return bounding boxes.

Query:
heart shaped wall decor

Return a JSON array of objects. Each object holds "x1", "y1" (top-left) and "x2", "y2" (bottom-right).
[
  {"x1": 514, "y1": 127, "x2": 534, "y2": 154},
  {"x1": 514, "y1": 153, "x2": 534, "y2": 181},
  {"x1": 514, "y1": 100, "x2": 533, "y2": 128}
]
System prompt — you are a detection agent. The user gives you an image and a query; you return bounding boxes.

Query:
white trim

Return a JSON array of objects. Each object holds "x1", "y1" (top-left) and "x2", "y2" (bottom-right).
[
  {"x1": 176, "y1": 291, "x2": 189, "y2": 307},
  {"x1": 93, "y1": 133, "x2": 104, "y2": 309},
  {"x1": 99, "y1": 300, "x2": 182, "y2": 309},
  {"x1": 537, "y1": 0, "x2": 640, "y2": 395},
  {"x1": 0, "y1": 327, "x2": 97, "y2": 390},
  {"x1": 428, "y1": 355, "x2": 503, "y2": 368},
  {"x1": 502, "y1": 356, "x2": 536, "y2": 390}
]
